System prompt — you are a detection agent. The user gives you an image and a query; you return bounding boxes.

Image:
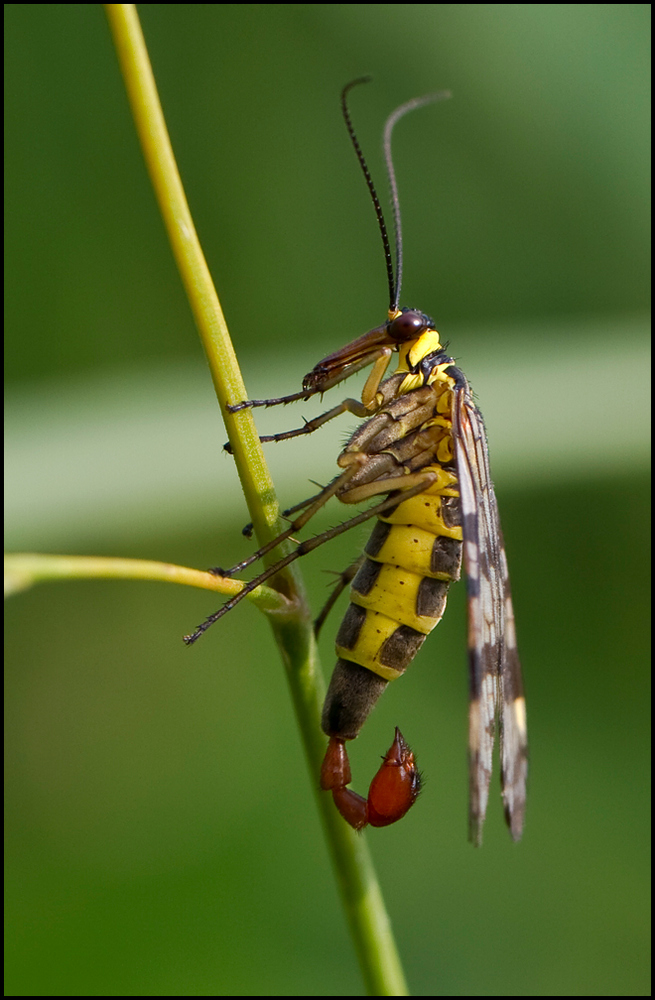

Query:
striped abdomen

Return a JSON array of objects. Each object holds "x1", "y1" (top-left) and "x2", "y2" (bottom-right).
[{"x1": 322, "y1": 469, "x2": 463, "y2": 740}]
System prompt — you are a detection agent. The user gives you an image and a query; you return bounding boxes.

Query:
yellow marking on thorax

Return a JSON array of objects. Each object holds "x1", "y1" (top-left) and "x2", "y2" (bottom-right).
[
  {"x1": 394, "y1": 327, "x2": 456, "y2": 398},
  {"x1": 396, "y1": 329, "x2": 442, "y2": 377}
]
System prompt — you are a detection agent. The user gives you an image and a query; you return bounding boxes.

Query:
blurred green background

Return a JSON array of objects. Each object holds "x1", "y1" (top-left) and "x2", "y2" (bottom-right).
[{"x1": 5, "y1": 4, "x2": 650, "y2": 996}]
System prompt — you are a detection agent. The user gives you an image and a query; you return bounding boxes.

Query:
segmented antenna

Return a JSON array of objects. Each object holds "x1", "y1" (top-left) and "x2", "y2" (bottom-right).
[
  {"x1": 341, "y1": 78, "x2": 395, "y2": 315},
  {"x1": 341, "y1": 79, "x2": 451, "y2": 314},
  {"x1": 383, "y1": 90, "x2": 451, "y2": 311}
]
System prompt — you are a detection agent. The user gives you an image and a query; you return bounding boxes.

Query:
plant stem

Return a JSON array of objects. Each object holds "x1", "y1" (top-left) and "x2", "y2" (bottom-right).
[
  {"x1": 104, "y1": 5, "x2": 410, "y2": 993},
  {"x1": 3, "y1": 553, "x2": 286, "y2": 611}
]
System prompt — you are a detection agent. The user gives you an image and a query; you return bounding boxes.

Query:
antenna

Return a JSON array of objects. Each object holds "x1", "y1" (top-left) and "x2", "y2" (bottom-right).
[
  {"x1": 341, "y1": 79, "x2": 451, "y2": 314},
  {"x1": 341, "y1": 78, "x2": 395, "y2": 315},
  {"x1": 383, "y1": 90, "x2": 451, "y2": 310}
]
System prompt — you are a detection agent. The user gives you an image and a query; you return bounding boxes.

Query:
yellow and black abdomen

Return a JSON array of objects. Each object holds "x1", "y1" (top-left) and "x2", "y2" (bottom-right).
[{"x1": 322, "y1": 469, "x2": 463, "y2": 740}]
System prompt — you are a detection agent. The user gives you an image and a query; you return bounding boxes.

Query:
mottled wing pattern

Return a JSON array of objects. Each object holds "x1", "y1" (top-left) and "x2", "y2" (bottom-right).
[
  {"x1": 452, "y1": 380, "x2": 528, "y2": 844},
  {"x1": 497, "y1": 540, "x2": 528, "y2": 840}
]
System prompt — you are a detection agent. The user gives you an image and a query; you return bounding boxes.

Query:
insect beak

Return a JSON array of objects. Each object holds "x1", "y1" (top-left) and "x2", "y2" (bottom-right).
[{"x1": 303, "y1": 323, "x2": 394, "y2": 390}]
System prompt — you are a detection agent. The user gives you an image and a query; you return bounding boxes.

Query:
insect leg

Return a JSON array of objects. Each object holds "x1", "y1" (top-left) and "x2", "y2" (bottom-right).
[
  {"x1": 222, "y1": 463, "x2": 439, "y2": 581},
  {"x1": 224, "y1": 346, "x2": 397, "y2": 452},
  {"x1": 239, "y1": 489, "x2": 328, "y2": 540},
  {"x1": 183, "y1": 475, "x2": 436, "y2": 644},
  {"x1": 227, "y1": 387, "x2": 315, "y2": 412},
  {"x1": 224, "y1": 393, "x2": 380, "y2": 454},
  {"x1": 313, "y1": 555, "x2": 365, "y2": 638},
  {"x1": 256, "y1": 397, "x2": 372, "y2": 445},
  {"x1": 227, "y1": 346, "x2": 392, "y2": 414},
  {"x1": 212, "y1": 465, "x2": 365, "y2": 580}
]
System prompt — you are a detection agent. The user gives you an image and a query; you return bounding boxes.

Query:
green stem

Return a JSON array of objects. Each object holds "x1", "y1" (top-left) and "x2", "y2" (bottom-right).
[
  {"x1": 3, "y1": 553, "x2": 286, "y2": 611},
  {"x1": 102, "y1": 6, "x2": 409, "y2": 994}
]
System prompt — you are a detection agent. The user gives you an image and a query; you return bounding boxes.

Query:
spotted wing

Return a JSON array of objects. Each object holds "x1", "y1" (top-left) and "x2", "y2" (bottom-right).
[{"x1": 452, "y1": 382, "x2": 527, "y2": 844}]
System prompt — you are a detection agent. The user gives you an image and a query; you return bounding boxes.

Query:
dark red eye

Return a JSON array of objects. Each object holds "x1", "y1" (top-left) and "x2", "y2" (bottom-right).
[{"x1": 387, "y1": 310, "x2": 428, "y2": 343}]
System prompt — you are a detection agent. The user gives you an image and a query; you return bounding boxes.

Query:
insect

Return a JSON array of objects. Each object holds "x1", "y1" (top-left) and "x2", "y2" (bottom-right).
[{"x1": 185, "y1": 78, "x2": 528, "y2": 844}]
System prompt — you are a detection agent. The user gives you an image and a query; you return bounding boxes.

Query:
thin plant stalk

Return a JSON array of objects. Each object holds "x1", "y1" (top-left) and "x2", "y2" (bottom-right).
[{"x1": 99, "y1": 5, "x2": 411, "y2": 995}]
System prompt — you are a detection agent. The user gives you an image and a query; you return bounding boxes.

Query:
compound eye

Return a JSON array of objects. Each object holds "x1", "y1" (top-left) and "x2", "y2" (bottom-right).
[{"x1": 387, "y1": 310, "x2": 428, "y2": 343}]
